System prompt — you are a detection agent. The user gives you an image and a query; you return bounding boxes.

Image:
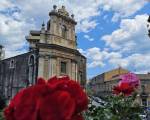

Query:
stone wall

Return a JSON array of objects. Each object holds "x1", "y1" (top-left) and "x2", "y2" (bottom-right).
[{"x1": 0, "y1": 50, "x2": 38, "y2": 100}]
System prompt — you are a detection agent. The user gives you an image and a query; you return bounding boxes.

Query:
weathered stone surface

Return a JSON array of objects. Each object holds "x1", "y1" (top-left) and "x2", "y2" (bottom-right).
[
  {"x1": 0, "y1": 51, "x2": 38, "y2": 99},
  {"x1": 0, "y1": 6, "x2": 86, "y2": 100}
]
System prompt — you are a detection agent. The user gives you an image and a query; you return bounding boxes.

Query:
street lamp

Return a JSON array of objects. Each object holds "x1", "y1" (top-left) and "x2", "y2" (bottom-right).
[{"x1": 147, "y1": 15, "x2": 150, "y2": 38}]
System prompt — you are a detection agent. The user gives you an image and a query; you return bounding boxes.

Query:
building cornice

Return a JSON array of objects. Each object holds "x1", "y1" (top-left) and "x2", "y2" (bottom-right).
[
  {"x1": 49, "y1": 11, "x2": 77, "y2": 25},
  {"x1": 36, "y1": 43, "x2": 86, "y2": 59}
]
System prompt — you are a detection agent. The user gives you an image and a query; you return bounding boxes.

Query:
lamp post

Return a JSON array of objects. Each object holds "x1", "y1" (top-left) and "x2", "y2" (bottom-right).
[{"x1": 147, "y1": 15, "x2": 150, "y2": 38}]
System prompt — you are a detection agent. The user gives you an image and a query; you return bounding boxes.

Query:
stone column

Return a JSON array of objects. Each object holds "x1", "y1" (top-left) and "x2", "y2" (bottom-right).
[
  {"x1": 75, "y1": 63, "x2": 78, "y2": 82},
  {"x1": 43, "y1": 56, "x2": 50, "y2": 79},
  {"x1": 71, "y1": 61, "x2": 76, "y2": 80},
  {"x1": 49, "y1": 56, "x2": 57, "y2": 78},
  {"x1": 67, "y1": 59, "x2": 71, "y2": 77},
  {"x1": 56, "y1": 57, "x2": 60, "y2": 76},
  {"x1": 38, "y1": 57, "x2": 44, "y2": 77}
]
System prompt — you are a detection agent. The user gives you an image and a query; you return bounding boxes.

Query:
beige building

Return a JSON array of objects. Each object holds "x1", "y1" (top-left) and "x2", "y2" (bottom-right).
[
  {"x1": 0, "y1": 5, "x2": 86, "y2": 100},
  {"x1": 26, "y1": 5, "x2": 86, "y2": 83},
  {"x1": 89, "y1": 68, "x2": 150, "y2": 107}
]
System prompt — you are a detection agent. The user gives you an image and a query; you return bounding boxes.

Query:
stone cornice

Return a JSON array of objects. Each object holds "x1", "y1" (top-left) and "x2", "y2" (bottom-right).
[
  {"x1": 36, "y1": 43, "x2": 86, "y2": 59},
  {"x1": 49, "y1": 11, "x2": 77, "y2": 25}
]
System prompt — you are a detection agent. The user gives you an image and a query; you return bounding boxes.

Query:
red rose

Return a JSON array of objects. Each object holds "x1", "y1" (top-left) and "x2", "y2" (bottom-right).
[
  {"x1": 4, "y1": 76, "x2": 88, "y2": 120},
  {"x1": 113, "y1": 82, "x2": 134, "y2": 96},
  {"x1": 72, "y1": 114, "x2": 84, "y2": 120},
  {"x1": 113, "y1": 73, "x2": 140, "y2": 96},
  {"x1": 48, "y1": 76, "x2": 88, "y2": 114}
]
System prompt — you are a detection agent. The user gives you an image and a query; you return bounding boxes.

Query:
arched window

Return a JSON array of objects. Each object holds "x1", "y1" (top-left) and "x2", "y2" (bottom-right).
[
  {"x1": 61, "y1": 25, "x2": 67, "y2": 38},
  {"x1": 28, "y1": 55, "x2": 35, "y2": 86},
  {"x1": 29, "y1": 55, "x2": 34, "y2": 65},
  {"x1": 47, "y1": 20, "x2": 51, "y2": 31},
  {"x1": 9, "y1": 60, "x2": 15, "y2": 68}
]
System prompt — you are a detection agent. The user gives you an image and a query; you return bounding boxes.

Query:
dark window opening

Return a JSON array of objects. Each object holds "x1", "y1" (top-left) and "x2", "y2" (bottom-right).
[
  {"x1": 61, "y1": 25, "x2": 67, "y2": 39},
  {"x1": 47, "y1": 20, "x2": 50, "y2": 31},
  {"x1": 80, "y1": 72, "x2": 82, "y2": 81},
  {"x1": 61, "y1": 61, "x2": 67, "y2": 74},
  {"x1": 9, "y1": 60, "x2": 15, "y2": 68}
]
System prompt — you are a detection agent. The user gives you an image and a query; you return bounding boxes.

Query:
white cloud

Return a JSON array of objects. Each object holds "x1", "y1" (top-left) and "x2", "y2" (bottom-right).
[
  {"x1": 102, "y1": 14, "x2": 150, "y2": 53},
  {"x1": 14, "y1": 0, "x2": 101, "y2": 33},
  {"x1": 87, "y1": 47, "x2": 103, "y2": 60},
  {"x1": 86, "y1": 47, "x2": 105, "y2": 68},
  {"x1": 0, "y1": 0, "x2": 14, "y2": 11},
  {"x1": 14, "y1": 0, "x2": 148, "y2": 32},
  {"x1": 84, "y1": 35, "x2": 94, "y2": 41},
  {"x1": 101, "y1": 14, "x2": 150, "y2": 73},
  {"x1": 0, "y1": 13, "x2": 35, "y2": 58},
  {"x1": 108, "y1": 53, "x2": 150, "y2": 73},
  {"x1": 78, "y1": 20, "x2": 98, "y2": 33},
  {"x1": 0, "y1": 0, "x2": 102, "y2": 58},
  {"x1": 0, "y1": 0, "x2": 149, "y2": 62},
  {"x1": 80, "y1": 47, "x2": 122, "y2": 68},
  {"x1": 82, "y1": 45, "x2": 150, "y2": 74},
  {"x1": 100, "y1": 0, "x2": 147, "y2": 21},
  {"x1": 79, "y1": 47, "x2": 105, "y2": 68},
  {"x1": 13, "y1": 0, "x2": 148, "y2": 23}
]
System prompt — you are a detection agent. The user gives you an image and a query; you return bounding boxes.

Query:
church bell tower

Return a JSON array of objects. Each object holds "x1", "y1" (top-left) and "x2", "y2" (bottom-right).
[
  {"x1": 26, "y1": 5, "x2": 86, "y2": 86},
  {"x1": 46, "y1": 5, "x2": 77, "y2": 49}
]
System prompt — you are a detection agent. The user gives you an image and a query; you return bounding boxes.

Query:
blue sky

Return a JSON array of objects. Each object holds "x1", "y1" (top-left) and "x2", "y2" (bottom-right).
[{"x1": 0, "y1": 0, "x2": 150, "y2": 79}]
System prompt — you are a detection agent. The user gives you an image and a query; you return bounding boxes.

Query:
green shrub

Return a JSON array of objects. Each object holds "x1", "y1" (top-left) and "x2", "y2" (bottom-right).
[
  {"x1": 0, "y1": 110, "x2": 4, "y2": 120},
  {"x1": 85, "y1": 93, "x2": 143, "y2": 120}
]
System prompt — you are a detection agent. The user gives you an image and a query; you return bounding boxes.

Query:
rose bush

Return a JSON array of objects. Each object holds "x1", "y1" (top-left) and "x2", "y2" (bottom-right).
[
  {"x1": 119, "y1": 72, "x2": 140, "y2": 88},
  {"x1": 113, "y1": 72, "x2": 140, "y2": 96},
  {"x1": 85, "y1": 73, "x2": 143, "y2": 120},
  {"x1": 4, "y1": 76, "x2": 88, "y2": 120}
]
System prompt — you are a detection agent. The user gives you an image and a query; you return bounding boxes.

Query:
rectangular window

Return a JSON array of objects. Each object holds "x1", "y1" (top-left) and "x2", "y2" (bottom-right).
[{"x1": 61, "y1": 61, "x2": 67, "y2": 74}]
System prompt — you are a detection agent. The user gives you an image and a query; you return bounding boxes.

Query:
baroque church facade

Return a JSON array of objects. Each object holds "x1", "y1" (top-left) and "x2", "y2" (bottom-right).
[{"x1": 0, "y1": 5, "x2": 86, "y2": 100}]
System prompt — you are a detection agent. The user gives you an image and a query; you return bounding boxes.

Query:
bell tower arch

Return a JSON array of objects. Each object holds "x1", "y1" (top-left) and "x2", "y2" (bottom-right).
[{"x1": 47, "y1": 5, "x2": 77, "y2": 49}]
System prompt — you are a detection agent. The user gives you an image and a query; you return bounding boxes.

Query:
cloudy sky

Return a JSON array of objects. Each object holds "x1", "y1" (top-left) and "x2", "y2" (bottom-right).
[{"x1": 0, "y1": 0, "x2": 150, "y2": 78}]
